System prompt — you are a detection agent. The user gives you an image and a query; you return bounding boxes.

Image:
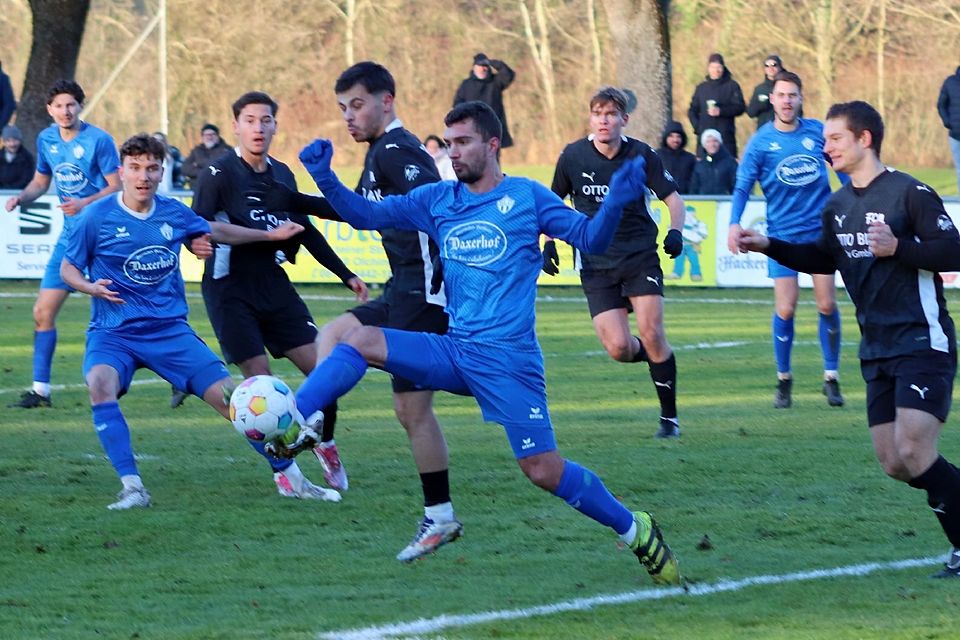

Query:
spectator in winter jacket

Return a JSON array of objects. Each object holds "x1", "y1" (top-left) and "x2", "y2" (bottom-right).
[
  {"x1": 180, "y1": 123, "x2": 231, "y2": 187},
  {"x1": 658, "y1": 120, "x2": 697, "y2": 194},
  {"x1": 747, "y1": 54, "x2": 783, "y2": 130},
  {"x1": 688, "y1": 53, "x2": 746, "y2": 158},
  {"x1": 937, "y1": 67, "x2": 960, "y2": 193},
  {"x1": 453, "y1": 53, "x2": 515, "y2": 148},
  {"x1": 0, "y1": 125, "x2": 33, "y2": 189},
  {"x1": 690, "y1": 129, "x2": 738, "y2": 195}
]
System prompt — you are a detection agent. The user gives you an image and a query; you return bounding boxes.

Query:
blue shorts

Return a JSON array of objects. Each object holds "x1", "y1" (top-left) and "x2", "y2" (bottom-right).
[
  {"x1": 767, "y1": 256, "x2": 798, "y2": 279},
  {"x1": 382, "y1": 330, "x2": 557, "y2": 459},
  {"x1": 40, "y1": 229, "x2": 75, "y2": 291},
  {"x1": 83, "y1": 319, "x2": 229, "y2": 397}
]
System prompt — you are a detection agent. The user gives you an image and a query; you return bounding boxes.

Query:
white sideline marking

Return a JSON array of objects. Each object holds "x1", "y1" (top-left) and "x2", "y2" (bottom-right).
[{"x1": 317, "y1": 556, "x2": 942, "y2": 640}]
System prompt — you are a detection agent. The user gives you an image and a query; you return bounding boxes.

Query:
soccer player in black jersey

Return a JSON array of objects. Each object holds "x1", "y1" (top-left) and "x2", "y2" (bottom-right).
[
  {"x1": 192, "y1": 91, "x2": 367, "y2": 502},
  {"x1": 548, "y1": 87, "x2": 686, "y2": 439},
  {"x1": 250, "y1": 63, "x2": 455, "y2": 561},
  {"x1": 738, "y1": 100, "x2": 960, "y2": 579}
]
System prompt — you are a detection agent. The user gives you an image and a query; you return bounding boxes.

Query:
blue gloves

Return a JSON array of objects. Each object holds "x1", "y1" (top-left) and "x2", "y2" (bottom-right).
[
  {"x1": 604, "y1": 155, "x2": 647, "y2": 210},
  {"x1": 299, "y1": 139, "x2": 337, "y2": 190}
]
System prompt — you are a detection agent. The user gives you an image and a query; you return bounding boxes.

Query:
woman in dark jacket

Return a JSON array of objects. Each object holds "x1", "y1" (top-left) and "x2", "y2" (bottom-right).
[{"x1": 690, "y1": 129, "x2": 738, "y2": 195}]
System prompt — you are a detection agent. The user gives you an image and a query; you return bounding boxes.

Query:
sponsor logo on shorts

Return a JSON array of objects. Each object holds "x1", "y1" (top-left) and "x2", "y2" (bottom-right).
[
  {"x1": 774, "y1": 154, "x2": 821, "y2": 186},
  {"x1": 123, "y1": 245, "x2": 180, "y2": 285}
]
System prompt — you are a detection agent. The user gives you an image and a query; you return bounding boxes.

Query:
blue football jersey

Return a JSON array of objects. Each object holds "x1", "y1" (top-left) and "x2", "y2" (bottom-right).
[
  {"x1": 35, "y1": 122, "x2": 119, "y2": 227},
  {"x1": 65, "y1": 193, "x2": 210, "y2": 331},
  {"x1": 730, "y1": 118, "x2": 832, "y2": 241},
  {"x1": 325, "y1": 176, "x2": 620, "y2": 347}
]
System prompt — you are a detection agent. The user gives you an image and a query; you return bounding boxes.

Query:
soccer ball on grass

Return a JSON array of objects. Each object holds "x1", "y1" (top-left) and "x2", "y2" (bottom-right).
[{"x1": 229, "y1": 375, "x2": 298, "y2": 443}]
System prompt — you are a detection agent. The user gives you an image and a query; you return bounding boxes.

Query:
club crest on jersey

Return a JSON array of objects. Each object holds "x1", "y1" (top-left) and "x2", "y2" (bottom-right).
[
  {"x1": 775, "y1": 154, "x2": 820, "y2": 186},
  {"x1": 801, "y1": 137, "x2": 815, "y2": 151},
  {"x1": 938, "y1": 214, "x2": 955, "y2": 232},
  {"x1": 442, "y1": 220, "x2": 508, "y2": 266},
  {"x1": 123, "y1": 245, "x2": 179, "y2": 285},
  {"x1": 404, "y1": 164, "x2": 420, "y2": 182},
  {"x1": 160, "y1": 222, "x2": 174, "y2": 241},
  {"x1": 72, "y1": 145, "x2": 85, "y2": 159},
  {"x1": 496, "y1": 195, "x2": 515, "y2": 214}
]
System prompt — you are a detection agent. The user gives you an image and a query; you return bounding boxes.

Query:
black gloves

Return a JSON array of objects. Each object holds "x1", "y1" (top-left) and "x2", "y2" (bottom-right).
[
  {"x1": 541, "y1": 239, "x2": 560, "y2": 275},
  {"x1": 663, "y1": 229, "x2": 683, "y2": 259},
  {"x1": 429, "y1": 254, "x2": 444, "y2": 296}
]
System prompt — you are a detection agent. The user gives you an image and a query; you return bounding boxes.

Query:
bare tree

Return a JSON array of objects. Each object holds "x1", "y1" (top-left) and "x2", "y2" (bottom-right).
[
  {"x1": 519, "y1": 0, "x2": 561, "y2": 147},
  {"x1": 17, "y1": 0, "x2": 91, "y2": 153}
]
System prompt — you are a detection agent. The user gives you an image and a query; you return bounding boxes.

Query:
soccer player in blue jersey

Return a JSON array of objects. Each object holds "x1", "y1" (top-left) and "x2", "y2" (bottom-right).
[
  {"x1": 274, "y1": 102, "x2": 681, "y2": 583},
  {"x1": 61, "y1": 134, "x2": 339, "y2": 509},
  {"x1": 727, "y1": 71, "x2": 845, "y2": 409},
  {"x1": 4, "y1": 80, "x2": 120, "y2": 409}
]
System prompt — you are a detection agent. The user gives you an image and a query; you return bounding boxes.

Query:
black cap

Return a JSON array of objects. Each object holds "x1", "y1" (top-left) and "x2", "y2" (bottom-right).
[
  {"x1": 708, "y1": 52, "x2": 725, "y2": 66},
  {"x1": 473, "y1": 52, "x2": 490, "y2": 65},
  {"x1": 201, "y1": 123, "x2": 219, "y2": 135}
]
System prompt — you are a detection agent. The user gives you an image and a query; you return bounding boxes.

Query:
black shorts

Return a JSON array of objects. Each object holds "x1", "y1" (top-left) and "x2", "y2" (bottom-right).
[
  {"x1": 861, "y1": 350, "x2": 957, "y2": 426},
  {"x1": 202, "y1": 274, "x2": 317, "y2": 366},
  {"x1": 349, "y1": 274, "x2": 449, "y2": 393},
  {"x1": 580, "y1": 251, "x2": 664, "y2": 318}
]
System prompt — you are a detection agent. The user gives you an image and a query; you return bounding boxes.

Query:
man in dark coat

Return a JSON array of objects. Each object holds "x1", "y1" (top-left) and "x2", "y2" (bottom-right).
[
  {"x1": 658, "y1": 120, "x2": 697, "y2": 194},
  {"x1": 180, "y1": 123, "x2": 232, "y2": 187},
  {"x1": 747, "y1": 54, "x2": 783, "y2": 130},
  {"x1": 690, "y1": 129, "x2": 738, "y2": 195},
  {"x1": 453, "y1": 53, "x2": 515, "y2": 148},
  {"x1": 937, "y1": 66, "x2": 960, "y2": 193},
  {"x1": 688, "y1": 53, "x2": 746, "y2": 158},
  {"x1": 0, "y1": 60, "x2": 15, "y2": 128},
  {"x1": 0, "y1": 125, "x2": 33, "y2": 189}
]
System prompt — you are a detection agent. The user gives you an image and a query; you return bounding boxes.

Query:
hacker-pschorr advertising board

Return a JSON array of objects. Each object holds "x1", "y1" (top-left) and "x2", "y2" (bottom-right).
[{"x1": 0, "y1": 194, "x2": 64, "y2": 279}]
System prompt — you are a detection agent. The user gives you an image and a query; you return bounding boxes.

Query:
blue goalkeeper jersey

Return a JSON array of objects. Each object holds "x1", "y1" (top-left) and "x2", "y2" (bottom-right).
[
  {"x1": 65, "y1": 193, "x2": 211, "y2": 331},
  {"x1": 730, "y1": 118, "x2": 832, "y2": 241},
  {"x1": 323, "y1": 176, "x2": 622, "y2": 347}
]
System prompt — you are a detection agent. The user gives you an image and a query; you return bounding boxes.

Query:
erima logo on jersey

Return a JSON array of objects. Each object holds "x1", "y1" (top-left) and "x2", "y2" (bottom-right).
[
  {"x1": 497, "y1": 195, "x2": 515, "y2": 214},
  {"x1": 581, "y1": 171, "x2": 596, "y2": 182},
  {"x1": 115, "y1": 226, "x2": 130, "y2": 238},
  {"x1": 938, "y1": 214, "x2": 955, "y2": 231},
  {"x1": 834, "y1": 214, "x2": 846, "y2": 228},
  {"x1": 53, "y1": 162, "x2": 90, "y2": 195},
  {"x1": 160, "y1": 223, "x2": 174, "y2": 241},
  {"x1": 521, "y1": 437, "x2": 537, "y2": 450},
  {"x1": 802, "y1": 137, "x2": 815, "y2": 151},
  {"x1": 775, "y1": 154, "x2": 820, "y2": 186},
  {"x1": 528, "y1": 407, "x2": 544, "y2": 420},
  {"x1": 404, "y1": 164, "x2": 420, "y2": 182},
  {"x1": 443, "y1": 220, "x2": 508, "y2": 266},
  {"x1": 208, "y1": 166, "x2": 221, "y2": 176},
  {"x1": 123, "y1": 245, "x2": 179, "y2": 285},
  {"x1": 769, "y1": 142, "x2": 782, "y2": 151},
  {"x1": 385, "y1": 143, "x2": 399, "y2": 150}
]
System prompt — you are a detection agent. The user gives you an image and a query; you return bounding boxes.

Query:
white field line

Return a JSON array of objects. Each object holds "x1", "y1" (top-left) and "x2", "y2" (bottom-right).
[
  {"x1": 318, "y1": 556, "x2": 942, "y2": 640},
  {"x1": 1, "y1": 338, "x2": 854, "y2": 397}
]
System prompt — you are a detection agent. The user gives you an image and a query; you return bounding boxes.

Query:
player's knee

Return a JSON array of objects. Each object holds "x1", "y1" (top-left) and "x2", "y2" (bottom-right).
[
  {"x1": 602, "y1": 337, "x2": 633, "y2": 362},
  {"x1": 816, "y1": 300, "x2": 837, "y2": 315},
  {"x1": 518, "y1": 456, "x2": 561, "y2": 491},
  {"x1": 877, "y1": 453, "x2": 910, "y2": 481},
  {"x1": 774, "y1": 306, "x2": 795, "y2": 321},
  {"x1": 87, "y1": 376, "x2": 118, "y2": 405},
  {"x1": 33, "y1": 302, "x2": 55, "y2": 328},
  {"x1": 639, "y1": 327, "x2": 667, "y2": 357}
]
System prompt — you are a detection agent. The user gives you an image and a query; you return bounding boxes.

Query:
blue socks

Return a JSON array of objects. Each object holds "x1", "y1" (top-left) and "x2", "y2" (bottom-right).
[
  {"x1": 819, "y1": 310, "x2": 841, "y2": 372},
  {"x1": 553, "y1": 460, "x2": 634, "y2": 535},
  {"x1": 33, "y1": 329, "x2": 56, "y2": 384},
  {"x1": 295, "y1": 344, "x2": 369, "y2": 422},
  {"x1": 92, "y1": 401, "x2": 137, "y2": 478},
  {"x1": 772, "y1": 314, "x2": 794, "y2": 376}
]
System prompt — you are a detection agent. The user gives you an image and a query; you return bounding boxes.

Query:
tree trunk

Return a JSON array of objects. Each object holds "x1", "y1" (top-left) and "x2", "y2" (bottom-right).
[{"x1": 18, "y1": 0, "x2": 91, "y2": 154}]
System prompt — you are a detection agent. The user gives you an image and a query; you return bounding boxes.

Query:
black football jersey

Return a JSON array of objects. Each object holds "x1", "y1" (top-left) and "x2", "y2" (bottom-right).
[{"x1": 551, "y1": 136, "x2": 677, "y2": 269}]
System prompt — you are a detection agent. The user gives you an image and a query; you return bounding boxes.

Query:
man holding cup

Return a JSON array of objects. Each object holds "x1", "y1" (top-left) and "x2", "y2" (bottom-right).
[{"x1": 688, "y1": 53, "x2": 746, "y2": 158}]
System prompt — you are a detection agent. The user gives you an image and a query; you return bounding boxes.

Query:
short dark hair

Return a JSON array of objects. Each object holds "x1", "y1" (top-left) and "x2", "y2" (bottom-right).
[
  {"x1": 589, "y1": 86, "x2": 629, "y2": 115},
  {"x1": 335, "y1": 61, "x2": 396, "y2": 96},
  {"x1": 444, "y1": 101, "x2": 502, "y2": 143},
  {"x1": 232, "y1": 91, "x2": 278, "y2": 119},
  {"x1": 120, "y1": 133, "x2": 167, "y2": 162},
  {"x1": 424, "y1": 134, "x2": 445, "y2": 148},
  {"x1": 772, "y1": 70, "x2": 802, "y2": 93},
  {"x1": 825, "y1": 100, "x2": 885, "y2": 157},
  {"x1": 47, "y1": 79, "x2": 84, "y2": 105}
]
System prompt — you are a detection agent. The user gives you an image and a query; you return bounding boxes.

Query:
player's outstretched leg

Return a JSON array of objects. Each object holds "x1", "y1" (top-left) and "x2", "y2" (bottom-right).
[
  {"x1": 535, "y1": 455, "x2": 681, "y2": 585},
  {"x1": 91, "y1": 401, "x2": 152, "y2": 510}
]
